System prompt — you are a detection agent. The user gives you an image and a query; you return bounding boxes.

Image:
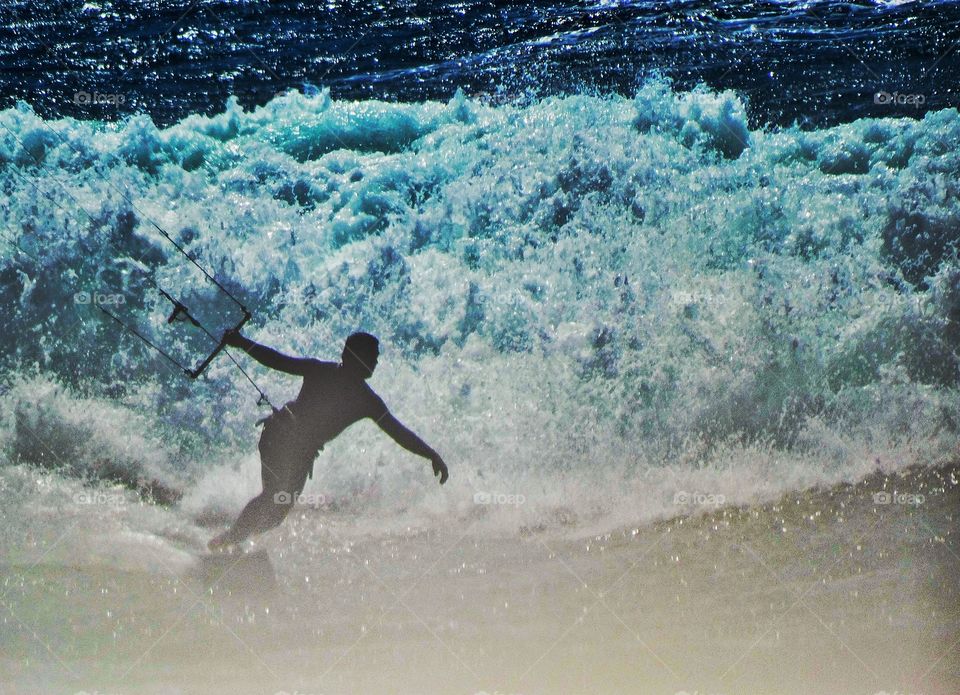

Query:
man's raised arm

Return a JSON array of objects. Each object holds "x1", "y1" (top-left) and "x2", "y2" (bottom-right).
[
  {"x1": 223, "y1": 330, "x2": 313, "y2": 376},
  {"x1": 376, "y1": 411, "x2": 449, "y2": 485}
]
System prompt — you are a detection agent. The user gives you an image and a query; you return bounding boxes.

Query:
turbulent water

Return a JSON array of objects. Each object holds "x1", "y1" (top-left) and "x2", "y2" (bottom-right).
[
  {"x1": 1, "y1": 2, "x2": 959, "y2": 694},
  {"x1": 2, "y1": 0, "x2": 959, "y2": 126}
]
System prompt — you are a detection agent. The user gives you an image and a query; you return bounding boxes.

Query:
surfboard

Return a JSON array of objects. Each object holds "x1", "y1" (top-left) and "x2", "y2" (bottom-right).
[{"x1": 190, "y1": 548, "x2": 277, "y2": 593}]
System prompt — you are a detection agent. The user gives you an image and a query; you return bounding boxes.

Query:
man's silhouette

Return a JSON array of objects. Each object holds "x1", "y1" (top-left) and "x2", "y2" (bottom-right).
[{"x1": 208, "y1": 331, "x2": 448, "y2": 550}]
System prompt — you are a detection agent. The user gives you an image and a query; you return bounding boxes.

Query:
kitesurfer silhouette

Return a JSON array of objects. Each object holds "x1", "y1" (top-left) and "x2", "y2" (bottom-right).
[{"x1": 208, "y1": 331, "x2": 448, "y2": 550}]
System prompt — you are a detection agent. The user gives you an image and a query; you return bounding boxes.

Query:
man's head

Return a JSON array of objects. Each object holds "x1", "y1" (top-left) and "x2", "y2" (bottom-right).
[{"x1": 342, "y1": 332, "x2": 379, "y2": 379}]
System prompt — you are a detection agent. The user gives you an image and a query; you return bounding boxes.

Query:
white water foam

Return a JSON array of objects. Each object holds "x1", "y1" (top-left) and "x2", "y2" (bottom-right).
[{"x1": 1, "y1": 79, "x2": 958, "y2": 549}]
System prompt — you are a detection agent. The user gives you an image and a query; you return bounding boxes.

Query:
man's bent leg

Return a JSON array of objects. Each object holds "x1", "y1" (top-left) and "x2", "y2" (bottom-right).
[
  {"x1": 209, "y1": 490, "x2": 293, "y2": 548},
  {"x1": 208, "y1": 452, "x2": 311, "y2": 550}
]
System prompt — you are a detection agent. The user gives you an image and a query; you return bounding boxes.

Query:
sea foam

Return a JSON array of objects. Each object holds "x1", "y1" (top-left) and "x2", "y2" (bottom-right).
[{"x1": 1, "y1": 79, "x2": 958, "y2": 534}]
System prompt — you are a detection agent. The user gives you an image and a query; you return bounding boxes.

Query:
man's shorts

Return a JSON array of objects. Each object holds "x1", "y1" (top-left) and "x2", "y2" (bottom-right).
[{"x1": 257, "y1": 405, "x2": 320, "y2": 494}]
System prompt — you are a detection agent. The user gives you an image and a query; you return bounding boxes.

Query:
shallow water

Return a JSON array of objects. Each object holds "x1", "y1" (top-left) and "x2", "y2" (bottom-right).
[{"x1": 2, "y1": 464, "x2": 957, "y2": 694}]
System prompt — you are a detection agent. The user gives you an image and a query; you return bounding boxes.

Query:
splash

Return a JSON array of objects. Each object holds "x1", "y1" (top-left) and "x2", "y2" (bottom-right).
[{"x1": 1, "y1": 79, "x2": 958, "y2": 534}]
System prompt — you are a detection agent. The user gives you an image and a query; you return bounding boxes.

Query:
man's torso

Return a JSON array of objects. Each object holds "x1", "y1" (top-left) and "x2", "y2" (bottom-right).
[{"x1": 286, "y1": 361, "x2": 386, "y2": 449}]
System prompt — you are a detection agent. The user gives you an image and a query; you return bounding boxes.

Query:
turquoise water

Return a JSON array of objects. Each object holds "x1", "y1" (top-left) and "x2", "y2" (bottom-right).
[{"x1": 1, "y1": 81, "x2": 958, "y2": 530}]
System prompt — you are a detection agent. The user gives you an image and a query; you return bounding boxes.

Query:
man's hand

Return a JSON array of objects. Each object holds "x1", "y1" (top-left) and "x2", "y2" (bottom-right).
[
  {"x1": 377, "y1": 414, "x2": 448, "y2": 485},
  {"x1": 431, "y1": 454, "x2": 449, "y2": 485}
]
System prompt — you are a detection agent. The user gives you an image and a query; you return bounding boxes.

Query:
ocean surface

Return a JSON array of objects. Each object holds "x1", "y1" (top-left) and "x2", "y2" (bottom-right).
[
  {"x1": 1, "y1": 2, "x2": 959, "y2": 694},
  {"x1": 2, "y1": 0, "x2": 959, "y2": 127}
]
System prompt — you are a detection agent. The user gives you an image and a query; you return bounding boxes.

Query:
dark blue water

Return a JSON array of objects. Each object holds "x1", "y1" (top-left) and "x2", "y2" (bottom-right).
[{"x1": 1, "y1": 0, "x2": 958, "y2": 127}]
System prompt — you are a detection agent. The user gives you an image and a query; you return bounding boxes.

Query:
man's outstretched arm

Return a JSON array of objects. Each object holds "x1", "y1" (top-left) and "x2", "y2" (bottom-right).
[
  {"x1": 376, "y1": 412, "x2": 449, "y2": 485},
  {"x1": 223, "y1": 330, "x2": 313, "y2": 376}
]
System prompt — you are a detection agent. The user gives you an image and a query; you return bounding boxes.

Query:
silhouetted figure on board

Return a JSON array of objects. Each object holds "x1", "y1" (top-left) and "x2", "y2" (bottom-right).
[{"x1": 208, "y1": 331, "x2": 448, "y2": 550}]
